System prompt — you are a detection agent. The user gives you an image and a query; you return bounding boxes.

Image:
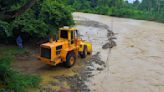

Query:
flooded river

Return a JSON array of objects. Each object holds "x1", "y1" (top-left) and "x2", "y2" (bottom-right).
[{"x1": 73, "y1": 12, "x2": 164, "y2": 92}]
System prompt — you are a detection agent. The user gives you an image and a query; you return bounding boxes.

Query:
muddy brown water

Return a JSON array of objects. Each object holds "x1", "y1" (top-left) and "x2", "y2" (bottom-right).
[{"x1": 73, "y1": 12, "x2": 164, "y2": 92}]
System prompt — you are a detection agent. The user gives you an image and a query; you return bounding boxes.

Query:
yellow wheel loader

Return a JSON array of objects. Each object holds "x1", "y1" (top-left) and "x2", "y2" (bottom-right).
[{"x1": 39, "y1": 27, "x2": 92, "y2": 68}]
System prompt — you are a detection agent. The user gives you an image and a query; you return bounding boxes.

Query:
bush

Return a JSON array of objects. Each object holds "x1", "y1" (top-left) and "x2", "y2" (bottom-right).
[
  {"x1": 95, "y1": 6, "x2": 112, "y2": 15},
  {"x1": 110, "y1": 8, "x2": 138, "y2": 17}
]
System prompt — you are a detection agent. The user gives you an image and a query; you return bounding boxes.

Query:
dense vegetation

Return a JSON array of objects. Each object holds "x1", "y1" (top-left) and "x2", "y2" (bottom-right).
[
  {"x1": 0, "y1": 0, "x2": 74, "y2": 43},
  {"x1": 61, "y1": 0, "x2": 164, "y2": 23}
]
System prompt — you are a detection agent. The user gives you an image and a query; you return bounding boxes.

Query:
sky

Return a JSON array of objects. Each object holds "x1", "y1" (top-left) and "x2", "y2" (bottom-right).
[{"x1": 128, "y1": 0, "x2": 142, "y2": 3}]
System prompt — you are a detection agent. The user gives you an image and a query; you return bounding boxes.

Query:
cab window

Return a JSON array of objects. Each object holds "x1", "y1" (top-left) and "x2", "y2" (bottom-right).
[
  {"x1": 71, "y1": 31, "x2": 75, "y2": 44},
  {"x1": 71, "y1": 31, "x2": 74, "y2": 39},
  {"x1": 60, "y1": 30, "x2": 68, "y2": 39}
]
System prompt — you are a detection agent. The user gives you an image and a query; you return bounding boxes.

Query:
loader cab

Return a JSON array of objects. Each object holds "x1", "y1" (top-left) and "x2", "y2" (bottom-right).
[{"x1": 59, "y1": 27, "x2": 79, "y2": 45}]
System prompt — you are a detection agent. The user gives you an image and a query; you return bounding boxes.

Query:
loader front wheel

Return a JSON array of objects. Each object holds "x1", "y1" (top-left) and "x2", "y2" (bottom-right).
[{"x1": 64, "y1": 53, "x2": 76, "y2": 68}]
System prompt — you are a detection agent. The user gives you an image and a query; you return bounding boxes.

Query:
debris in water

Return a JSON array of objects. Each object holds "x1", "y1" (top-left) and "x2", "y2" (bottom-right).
[
  {"x1": 102, "y1": 29, "x2": 116, "y2": 49},
  {"x1": 97, "y1": 67, "x2": 104, "y2": 71}
]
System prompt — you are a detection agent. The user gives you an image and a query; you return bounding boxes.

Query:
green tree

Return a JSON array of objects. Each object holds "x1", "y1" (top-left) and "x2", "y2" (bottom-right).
[
  {"x1": 140, "y1": 0, "x2": 156, "y2": 12},
  {"x1": 0, "y1": 0, "x2": 74, "y2": 43},
  {"x1": 133, "y1": 0, "x2": 140, "y2": 9},
  {"x1": 0, "y1": 0, "x2": 37, "y2": 20}
]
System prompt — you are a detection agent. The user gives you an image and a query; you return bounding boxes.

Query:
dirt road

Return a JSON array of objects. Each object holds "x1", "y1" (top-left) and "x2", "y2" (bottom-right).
[{"x1": 73, "y1": 12, "x2": 164, "y2": 92}]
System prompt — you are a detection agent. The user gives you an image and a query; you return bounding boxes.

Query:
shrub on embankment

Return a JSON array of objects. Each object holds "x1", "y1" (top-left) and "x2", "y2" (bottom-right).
[{"x1": 0, "y1": 0, "x2": 74, "y2": 44}]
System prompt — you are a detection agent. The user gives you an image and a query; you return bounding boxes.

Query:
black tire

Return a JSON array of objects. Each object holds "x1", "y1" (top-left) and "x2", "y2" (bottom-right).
[
  {"x1": 87, "y1": 51, "x2": 92, "y2": 55},
  {"x1": 80, "y1": 46, "x2": 87, "y2": 58},
  {"x1": 64, "y1": 52, "x2": 76, "y2": 68}
]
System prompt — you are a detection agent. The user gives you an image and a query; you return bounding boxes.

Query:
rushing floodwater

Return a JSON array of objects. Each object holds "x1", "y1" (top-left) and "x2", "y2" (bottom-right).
[{"x1": 73, "y1": 12, "x2": 164, "y2": 92}]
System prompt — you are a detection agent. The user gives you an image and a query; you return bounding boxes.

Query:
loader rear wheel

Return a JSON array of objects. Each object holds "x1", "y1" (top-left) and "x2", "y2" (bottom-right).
[
  {"x1": 80, "y1": 46, "x2": 87, "y2": 58},
  {"x1": 64, "y1": 53, "x2": 76, "y2": 68}
]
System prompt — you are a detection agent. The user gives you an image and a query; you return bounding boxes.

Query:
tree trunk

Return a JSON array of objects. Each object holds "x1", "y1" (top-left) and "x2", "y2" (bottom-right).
[{"x1": 1, "y1": 0, "x2": 37, "y2": 20}]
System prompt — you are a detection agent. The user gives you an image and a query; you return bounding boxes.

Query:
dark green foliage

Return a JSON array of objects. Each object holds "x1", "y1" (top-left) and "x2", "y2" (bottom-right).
[
  {"x1": 40, "y1": 0, "x2": 74, "y2": 33},
  {"x1": 0, "y1": 0, "x2": 74, "y2": 43},
  {"x1": 0, "y1": 0, "x2": 20, "y2": 11},
  {"x1": 62, "y1": 0, "x2": 164, "y2": 23}
]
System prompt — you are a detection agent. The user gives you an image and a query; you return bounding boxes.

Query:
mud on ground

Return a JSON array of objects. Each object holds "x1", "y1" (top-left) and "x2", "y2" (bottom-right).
[{"x1": 10, "y1": 18, "x2": 116, "y2": 92}]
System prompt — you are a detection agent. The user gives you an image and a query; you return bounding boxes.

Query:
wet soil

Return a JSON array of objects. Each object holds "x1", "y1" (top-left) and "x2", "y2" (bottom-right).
[
  {"x1": 12, "y1": 50, "x2": 107, "y2": 92},
  {"x1": 52, "y1": 52, "x2": 107, "y2": 92}
]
